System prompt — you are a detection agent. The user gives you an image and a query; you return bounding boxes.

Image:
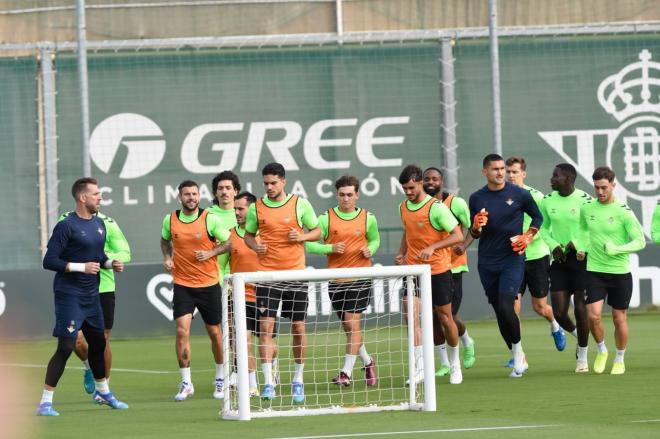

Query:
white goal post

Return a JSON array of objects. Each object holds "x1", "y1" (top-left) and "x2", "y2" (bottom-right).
[{"x1": 221, "y1": 265, "x2": 436, "y2": 421}]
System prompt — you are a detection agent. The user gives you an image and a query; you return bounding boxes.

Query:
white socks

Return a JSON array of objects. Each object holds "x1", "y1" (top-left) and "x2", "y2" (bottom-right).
[
  {"x1": 95, "y1": 379, "x2": 110, "y2": 394},
  {"x1": 180, "y1": 367, "x2": 191, "y2": 384},
  {"x1": 358, "y1": 345, "x2": 372, "y2": 365},
  {"x1": 460, "y1": 330, "x2": 473, "y2": 347},
  {"x1": 262, "y1": 363, "x2": 273, "y2": 386},
  {"x1": 447, "y1": 344, "x2": 460, "y2": 366},
  {"x1": 40, "y1": 389, "x2": 54, "y2": 404},
  {"x1": 550, "y1": 320, "x2": 560, "y2": 332},
  {"x1": 577, "y1": 346, "x2": 588, "y2": 362},
  {"x1": 512, "y1": 342, "x2": 524, "y2": 369},
  {"x1": 436, "y1": 344, "x2": 449, "y2": 367},
  {"x1": 342, "y1": 355, "x2": 357, "y2": 376},
  {"x1": 597, "y1": 341, "x2": 608, "y2": 354},
  {"x1": 615, "y1": 349, "x2": 625, "y2": 363},
  {"x1": 82, "y1": 359, "x2": 91, "y2": 370},
  {"x1": 293, "y1": 363, "x2": 304, "y2": 383},
  {"x1": 215, "y1": 363, "x2": 224, "y2": 381},
  {"x1": 249, "y1": 371, "x2": 258, "y2": 388}
]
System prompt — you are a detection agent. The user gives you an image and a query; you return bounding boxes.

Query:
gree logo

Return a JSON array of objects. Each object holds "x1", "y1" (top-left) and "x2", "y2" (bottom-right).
[{"x1": 90, "y1": 113, "x2": 166, "y2": 179}]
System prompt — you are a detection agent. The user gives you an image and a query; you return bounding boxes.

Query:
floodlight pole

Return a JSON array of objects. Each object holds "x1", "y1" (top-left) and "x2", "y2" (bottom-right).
[
  {"x1": 76, "y1": 0, "x2": 91, "y2": 176},
  {"x1": 488, "y1": 0, "x2": 503, "y2": 156}
]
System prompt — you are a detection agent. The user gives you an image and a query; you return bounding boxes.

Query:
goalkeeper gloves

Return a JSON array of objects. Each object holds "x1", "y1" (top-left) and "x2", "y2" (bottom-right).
[
  {"x1": 510, "y1": 228, "x2": 538, "y2": 254},
  {"x1": 471, "y1": 208, "x2": 489, "y2": 235}
]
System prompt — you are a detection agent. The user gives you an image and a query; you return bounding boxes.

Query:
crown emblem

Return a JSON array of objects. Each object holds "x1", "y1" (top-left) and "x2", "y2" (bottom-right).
[{"x1": 597, "y1": 50, "x2": 660, "y2": 122}]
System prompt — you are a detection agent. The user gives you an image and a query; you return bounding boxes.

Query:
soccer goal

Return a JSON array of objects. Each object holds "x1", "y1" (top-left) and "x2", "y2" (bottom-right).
[{"x1": 220, "y1": 265, "x2": 436, "y2": 420}]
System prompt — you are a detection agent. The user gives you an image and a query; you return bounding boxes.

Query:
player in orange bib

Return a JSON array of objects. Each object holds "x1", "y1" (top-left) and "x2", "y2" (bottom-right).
[
  {"x1": 306, "y1": 175, "x2": 380, "y2": 387},
  {"x1": 160, "y1": 180, "x2": 232, "y2": 402},
  {"x1": 422, "y1": 167, "x2": 477, "y2": 376},
  {"x1": 395, "y1": 165, "x2": 464, "y2": 385},
  {"x1": 244, "y1": 163, "x2": 321, "y2": 404}
]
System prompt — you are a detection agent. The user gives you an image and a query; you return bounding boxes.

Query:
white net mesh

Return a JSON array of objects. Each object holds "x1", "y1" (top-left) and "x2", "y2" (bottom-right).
[{"x1": 222, "y1": 266, "x2": 434, "y2": 419}]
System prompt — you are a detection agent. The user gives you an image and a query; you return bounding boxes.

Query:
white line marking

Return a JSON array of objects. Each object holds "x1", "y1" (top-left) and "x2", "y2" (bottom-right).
[
  {"x1": 631, "y1": 419, "x2": 660, "y2": 423},
  {"x1": 0, "y1": 363, "x2": 192, "y2": 374},
  {"x1": 269, "y1": 424, "x2": 563, "y2": 439}
]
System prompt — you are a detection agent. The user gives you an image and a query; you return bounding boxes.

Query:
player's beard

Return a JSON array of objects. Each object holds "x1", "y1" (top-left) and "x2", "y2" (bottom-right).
[
  {"x1": 423, "y1": 185, "x2": 440, "y2": 197},
  {"x1": 183, "y1": 199, "x2": 199, "y2": 212}
]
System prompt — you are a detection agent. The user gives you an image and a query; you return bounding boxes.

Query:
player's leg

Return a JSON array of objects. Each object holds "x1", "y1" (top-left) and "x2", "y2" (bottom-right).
[
  {"x1": 573, "y1": 290, "x2": 590, "y2": 372},
  {"x1": 99, "y1": 292, "x2": 115, "y2": 380},
  {"x1": 285, "y1": 286, "x2": 309, "y2": 404},
  {"x1": 195, "y1": 284, "x2": 225, "y2": 399},
  {"x1": 172, "y1": 284, "x2": 196, "y2": 401},
  {"x1": 499, "y1": 261, "x2": 527, "y2": 378},
  {"x1": 585, "y1": 271, "x2": 609, "y2": 374},
  {"x1": 450, "y1": 273, "x2": 475, "y2": 368},
  {"x1": 549, "y1": 258, "x2": 577, "y2": 336},
  {"x1": 403, "y1": 293, "x2": 423, "y2": 385},
  {"x1": 245, "y1": 302, "x2": 259, "y2": 396},
  {"x1": 83, "y1": 297, "x2": 128, "y2": 410},
  {"x1": 608, "y1": 273, "x2": 632, "y2": 375},
  {"x1": 529, "y1": 256, "x2": 565, "y2": 351},
  {"x1": 257, "y1": 284, "x2": 281, "y2": 400},
  {"x1": 74, "y1": 330, "x2": 95, "y2": 394},
  {"x1": 432, "y1": 272, "x2": 461, "y2": 384},
  {"x1": 432, "y1": 312, "x2": 450, "y2": 376}
]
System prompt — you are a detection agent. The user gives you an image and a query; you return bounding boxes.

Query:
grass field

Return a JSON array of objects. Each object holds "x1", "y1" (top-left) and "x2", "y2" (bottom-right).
[{"x1": 2, "y1": 312, "x2": 659, "y2": 439}]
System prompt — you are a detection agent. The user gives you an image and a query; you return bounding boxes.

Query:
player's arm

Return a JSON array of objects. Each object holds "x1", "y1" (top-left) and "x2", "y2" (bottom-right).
[
  {"x1": 450, "y1": 197, "x2": 471, "y2": 255},
  {"x1": 195, "y1": 215, "x2": 232, "y2": 261},
  {"x1": 394, "y1": 230, "x2": 407, "y2": 265},
  {"x1": 305, "y1": 213, "x2": 334, "y2": 255},
  {"x1": 43, "y1": 221, "x2": 101, "y2": 274},
  {"x1": 244, "y1": 203, "x2": 267, "y2": 255},
  {"x1": 289, "y1": 198, "x2": 321, "y2": 243},
  {"x1": 651, "y1": 203, "x2": 660, "y2": 245},
  {"x1": 511, "y1": 190, "x2": 543, "y2": 254},
  {"x1": 468, "y1": 195, "x2": 487, "y2": 239},
  {"x1": 575, "y1": 207, "x2": 590, "y2": 260},
  {"x1": 603, "y1": 208, "x2": 646, "y2": 255},
  {"x1": 363, "y1": 212, "x2": 380, "y2": 258},
  {"x1": 420, "y1": 203, "x2": 461, "y2": 260},
  {"x1": 539, "y1": 198, "x2": 562, "y2": 257},
  {"x1": 160, "y1": 214, "x2": 174, "y2": 271},
  {"x1": 105, "y1": 218, "x2": 132, "y2": 263}
]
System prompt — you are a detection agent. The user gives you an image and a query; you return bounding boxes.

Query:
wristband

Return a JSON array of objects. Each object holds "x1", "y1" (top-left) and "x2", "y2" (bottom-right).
[
  {"x1": 104, "y1": 259, "x2": 115, "y2": 269},
  {"x1": 68, "y1": 263, "x2": 86, "y2": 273}
]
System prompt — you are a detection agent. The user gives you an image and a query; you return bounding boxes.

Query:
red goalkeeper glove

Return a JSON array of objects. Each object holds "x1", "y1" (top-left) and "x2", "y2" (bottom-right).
[
  {"x1": 471, "y1": 208, "x2": 489, "y2": 234},
  {"x1": 510, "y1": 228, "x2": 538, "y2": 254}
]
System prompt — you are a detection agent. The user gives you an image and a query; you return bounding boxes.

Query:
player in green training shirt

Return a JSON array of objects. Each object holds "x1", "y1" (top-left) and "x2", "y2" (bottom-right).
[
  {"x1": 505, "y1": 157, "x2": 565, "y2": 355},
  {"x1": 653, "y1": 201, "x2": 660, "y2": 245},
  {"x1": 305, "y1": 175, "x2": 379, "y2": 387},
  {"x1": 579, "y1": 167, "x2": 645, "y2": 375},
  {"x1": 208, "y1": 171, "x2": 240, "y2": 284},
  {"x1": 541, "y1": 163, "x2": 592, "y2": 372},
  {"x1": 59, "y1": 211, "x2": 131, "y2": 394}
]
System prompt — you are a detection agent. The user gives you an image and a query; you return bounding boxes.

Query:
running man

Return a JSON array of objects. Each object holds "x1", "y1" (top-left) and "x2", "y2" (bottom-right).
[
  {"x1": 38, "y1": 178, "x2": 128, "y2": 416},
  {"x1": 541, "y1": 163, "x2": 592, "y2": 372},
  {"x1": 395, "y1": 165, "x2": 464, "y2": 384},
  {"x1": 422, "y1": 167, "x2": 476, "y2": 375},
  {"x1": 160, "y1": 180, "x2": 232, "y2": 401},
  {"x1": 505, "y1": 157, "x2": 566, "y2": 353},
  {"x1": 208, "y1": 171, "x2": 240, "y2": 284},
  {"x1": 580, "y1": 167, "x2": 646, "y2": 375},
  {"x1": 244, "y1": 162, "x2": 321, "y2": 404},
  {"x1": 305, "y1": 175, "x2": 379, "y2": 387},
  {"x1": 469, "y1": 154, "x2": 543, "y2": 378},
  {"x1": 59, "y1": 210, "x2": 131, "y2": 393}
]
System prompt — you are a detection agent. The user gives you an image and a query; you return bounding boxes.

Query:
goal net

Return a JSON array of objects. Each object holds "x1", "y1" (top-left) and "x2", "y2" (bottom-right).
[{"x1": 220, "y1": 265, "x2": 436, "y2": 420}]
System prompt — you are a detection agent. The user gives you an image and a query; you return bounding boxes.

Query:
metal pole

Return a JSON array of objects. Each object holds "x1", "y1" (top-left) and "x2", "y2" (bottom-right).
[
  {"x1": 440, "y1": 38, "x2": 459, "y2": 193},
  {"x1": 76, "y1": 0, "x2": 91, "y2": 176},
  {"x1": 335, "y1": 0, "x2": 344, "y2": 39},
  {"x1": 41, "y1": 48, "x2": 60, "y2": 236},
  {"x1": 488, "y1": 0, "x2": 503, "y2": 156}
]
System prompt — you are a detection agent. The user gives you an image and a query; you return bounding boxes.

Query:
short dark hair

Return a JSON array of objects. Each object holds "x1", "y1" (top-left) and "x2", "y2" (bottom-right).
[
  {"x1": 178, "y1": 180, "x2": 199, "y2": 193},
  {"x1": 592, "y1": 166, "x2": 615, "y2": 182},
  {"x1": 212, "y1": 171, "x2": 241, "y2": 204},
  {"x1": 335, "y1": 175, "x2": 359, "y2": 192},
  {"x1": 555, "y1": 163, "x2": 577, "y2": 182},
  {"x1": 505, "y1": 156, "x2": 526, "y2": 171},
  {"x1": 398, "y1": 164, "x2": 424, "y2": 185},
  {"x1": 235, "y1": 191, "x2": 257, "y2": 205},
  {"x1": 483, "y1": 153, "x2": 504, "y2": 168},
  {"x1": 262, "y1": 162, "x2": 285, "y2": 178},
  {"x1": 71, "y1": 177, "x2": 98, "y2": 199},
  {"x1": 423, "y1": 167, "x2": 443, "y2": 178}
]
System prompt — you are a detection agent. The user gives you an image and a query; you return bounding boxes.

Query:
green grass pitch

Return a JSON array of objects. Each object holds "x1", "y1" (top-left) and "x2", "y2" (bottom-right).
[{"x1": 3, "y1": 312, "x2": 659, "y2": 439}]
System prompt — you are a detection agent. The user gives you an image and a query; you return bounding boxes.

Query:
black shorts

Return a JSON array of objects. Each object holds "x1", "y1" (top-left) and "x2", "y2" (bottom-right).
[
  {"x1": 585, "y1": 271, "x2": 633, "y2": 310},
  {"x1": 53, "y1": 292, "x2": 104, "y2": 338},
  {"x1": 244, "y1": 301, "x2": 278, "y2": 337},
  {"x1": 99, "y1": 292, "x2": 115, "y2": 330},
  {"x1": 550, "y1": 252, "x2": 588, "y2": 293},
  {"x1": 404, "y1": 272, "x2": 453, "y2": 307},
  {"x1": 518, "y1": 255, "x2": 550, "y2": 298},
  {"x1": 173, "y1": 283, "x2": 222, "y2": 325},
  {"x1": 256, "y1": 283, "x2": 308, "y2": 322},
  {"x1": 450, "y1": 272, "x2": 463, "y2": 315},
  {"x1": 329, "y1": 281, "x2": 371, "y2": 319}
]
